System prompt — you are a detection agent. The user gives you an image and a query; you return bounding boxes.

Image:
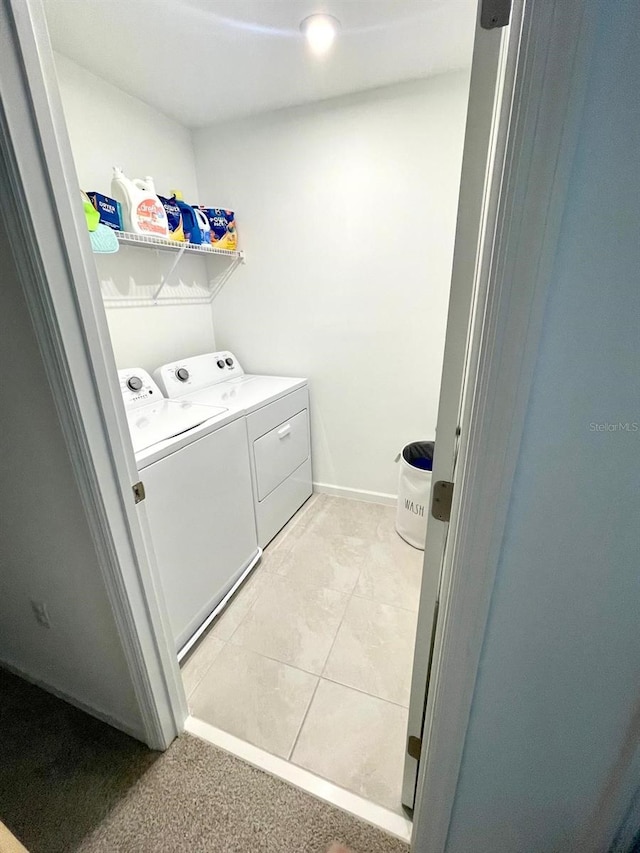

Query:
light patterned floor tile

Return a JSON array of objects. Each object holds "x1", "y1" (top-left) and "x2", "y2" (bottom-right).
[
  {"x1": 180, "y1": 632, "x2": 225, "y2": 699},
  {"x1": 265, "y1": 528, "x2": 365, "y2": 594},
  {"x1": 323, "y1": 596, "x2": 417, "y2": 706},
  {"x1": 208, "y1": 567, "x2": 270, "y2": 641},
  {"x1": 265, "y1": 493, "x2": 321, "y2": 552},
  {"x1": 229, "y1": 574, "x2": 348, "y2": 674},
  {"x1": 189, "y1": 644, "x2": 318, "y2": 759},
  {"x1": 291, "y1": 679, "x2": 408, "y2": 813},
  {"x1": 354, "y1": 536, "x2": 424, "y2": 611},
  {"x1": 307, "y1": 495, "x2": 390, "y2": 540},
  {"x1": 189, "y1": 495, "x2": 419, "y2": 812}
]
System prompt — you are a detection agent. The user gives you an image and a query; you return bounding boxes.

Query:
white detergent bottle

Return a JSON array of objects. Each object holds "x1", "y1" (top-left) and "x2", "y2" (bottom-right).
[{"x1": 111, "y1": 167, "x2": 169, "y2": 238}]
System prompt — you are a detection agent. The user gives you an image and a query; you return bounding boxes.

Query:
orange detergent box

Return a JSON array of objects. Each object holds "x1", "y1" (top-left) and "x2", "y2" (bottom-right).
[{"x1": 199, "y1": 208, "x2": 237, "y2": 250}]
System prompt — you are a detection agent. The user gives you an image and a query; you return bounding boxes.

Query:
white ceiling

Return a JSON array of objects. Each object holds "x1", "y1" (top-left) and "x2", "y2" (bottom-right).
[{"x1": 43, "y1": 0, "x2": 476, "y2": 128}]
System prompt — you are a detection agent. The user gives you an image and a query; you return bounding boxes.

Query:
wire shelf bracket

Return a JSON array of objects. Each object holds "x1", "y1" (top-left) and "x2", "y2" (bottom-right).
[
  {"x1": 100, "y1": 232, "x2": 245, "y2": 307},
  {"x1": 152, "y1": 242, "x2": 187, "y2": 301}
]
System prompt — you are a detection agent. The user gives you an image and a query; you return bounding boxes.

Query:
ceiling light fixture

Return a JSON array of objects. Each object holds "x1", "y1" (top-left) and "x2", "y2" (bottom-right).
[{"x1": 300, "y1": 13, "x2": 340, "y2": 56}]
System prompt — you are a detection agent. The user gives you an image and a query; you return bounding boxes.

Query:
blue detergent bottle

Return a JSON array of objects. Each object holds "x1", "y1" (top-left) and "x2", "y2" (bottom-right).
[{"x1": 170, "y1": 189, "x2": 202, "y2": 244}]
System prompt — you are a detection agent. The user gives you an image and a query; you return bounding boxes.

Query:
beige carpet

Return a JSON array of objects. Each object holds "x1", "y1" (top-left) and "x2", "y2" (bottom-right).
[{"x1": 0, "y1": 669, "x2": 408, "y2": 853}]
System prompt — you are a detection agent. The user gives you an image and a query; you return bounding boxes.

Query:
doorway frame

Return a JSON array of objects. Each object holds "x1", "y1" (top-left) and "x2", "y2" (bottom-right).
[
  {"x1": 0, "y1": 0, "x2": 187, "y2": 750},
  {"x1": 0, "y1": 0, "x2": 596, "y2": 849}
]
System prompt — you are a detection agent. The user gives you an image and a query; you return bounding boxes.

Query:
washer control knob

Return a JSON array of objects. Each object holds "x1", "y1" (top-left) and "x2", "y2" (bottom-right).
[
  {"x1": 127, "y1": 376, "x2": 143, "y2": 392},
  {"x1": 176, "y1": 367, "x2": 189, "y2": 382},
  {"x1": 217, "y1": 359, "x2": 225, "y2": 369},
  {"x1": 225, "y1": 357, "x2": 234, "y2": 367}
]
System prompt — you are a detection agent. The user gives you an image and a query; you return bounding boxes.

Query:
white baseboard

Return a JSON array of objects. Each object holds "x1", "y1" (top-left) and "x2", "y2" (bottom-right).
[
  {"x1": 0, "y1": 658, "x2": 147, "y2": 744},
  {"x1": 313, "y1": 482, "x2": 397, "y2": 507},
  {"x1": 185, "y1": 716, "x2": 412, "y2": 842}
]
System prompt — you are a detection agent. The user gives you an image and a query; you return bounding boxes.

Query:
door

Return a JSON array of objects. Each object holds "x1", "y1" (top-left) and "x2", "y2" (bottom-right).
[{"x1": 402, "y1": 0, "x2": 520, "y2": 809}]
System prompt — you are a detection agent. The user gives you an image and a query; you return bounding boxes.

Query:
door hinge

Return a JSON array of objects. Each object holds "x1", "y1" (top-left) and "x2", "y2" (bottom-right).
[
  {"x1": 480, "y1": 0, "x2": 511, "y2": 29},
  {"x1": 132, "y1": 481, "x2": 146, "y2": 504},
  {"x1": 407, "y1": 735, "x2": 422, "y2": 761},
  {"x1": 431, "y1": 480, "x2": 454, "y2": 522}
]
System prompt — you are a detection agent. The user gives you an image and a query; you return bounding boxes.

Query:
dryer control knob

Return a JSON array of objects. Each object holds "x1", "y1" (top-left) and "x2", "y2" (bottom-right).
[
  {"x1": 225, "y1": 357, "x2": 234, "y2": 366},
  {"x1": 176, "y1": 367, "x2": 189, "y2": 382},
  {"x1": 217, "y1": 359, "x2": 225, "y2": 369},
  {"x1": 127, "y1": 376, "x2": 143, "y2": 392}
]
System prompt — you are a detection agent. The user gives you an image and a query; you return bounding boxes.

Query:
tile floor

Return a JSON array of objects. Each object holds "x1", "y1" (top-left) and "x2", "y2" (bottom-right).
[{"x1": 181, "y1": 494, "x2": 423, "y2": 813}]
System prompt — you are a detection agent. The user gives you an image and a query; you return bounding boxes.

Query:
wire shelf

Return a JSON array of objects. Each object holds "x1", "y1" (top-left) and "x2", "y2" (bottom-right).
[
  {"x1": 114, "y1": 230, "x2": 241, "y2": 259},
  {"x1": 99, "y1": 231, "x2": 245, "y2": 307}
]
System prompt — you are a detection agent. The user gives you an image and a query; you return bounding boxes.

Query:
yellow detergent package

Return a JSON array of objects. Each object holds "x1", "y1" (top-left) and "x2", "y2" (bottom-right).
[{"x1": 199, "y1": 208, "x2": 237, "y2": 250}]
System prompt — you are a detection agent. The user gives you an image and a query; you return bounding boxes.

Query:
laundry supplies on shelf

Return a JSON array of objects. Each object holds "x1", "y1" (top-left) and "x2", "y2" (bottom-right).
[
  {"x1": 170, "y1": 190, "x2": 203, "y2": 244},
  {"x1": 82, "y1": 190, "x2": 99, "y2": 232},
  {"x1": 193, "y1": 207, "x2": 211, "y2": 244},
  {"x1": 200, "y1": 207, "x2": 237, "y2": 250},
  {"x1": 87, "y1": 191, "x2": 122, "y2": 231},
  {"x1": 99, "y1": 168, "x2": 240, "y2": 249},
  {"x1": 111, "y1": 168, "x2": 169, "y2": 238},
  {"x1": 158, "y1": 194, "x2": 185, "y2": 241},
  {"x1": 81, "y1": 191, "x2": 119, "y2": 254}
]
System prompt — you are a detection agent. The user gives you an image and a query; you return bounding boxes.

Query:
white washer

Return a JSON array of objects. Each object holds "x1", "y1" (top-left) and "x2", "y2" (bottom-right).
[
  {"x1": 119, "y1": 368, "x2": 260, "y2": 659},
  {"x1": 154, "y1": 352, "x2": 312, "y2": 547}
]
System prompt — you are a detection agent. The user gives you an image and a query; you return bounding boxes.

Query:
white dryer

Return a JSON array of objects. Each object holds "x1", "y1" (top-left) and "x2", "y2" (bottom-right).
[
  {"x1": 119, "y1": 368, "x2": 260, "y2": 659},
  {"x1": 154, "y1": 352, "x2": 312, "y2": 547}
]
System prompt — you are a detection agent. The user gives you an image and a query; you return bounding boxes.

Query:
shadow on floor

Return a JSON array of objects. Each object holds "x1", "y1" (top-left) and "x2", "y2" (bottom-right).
[{"x1": 0, "y1": 668, "x2": 158, "y2": 853}]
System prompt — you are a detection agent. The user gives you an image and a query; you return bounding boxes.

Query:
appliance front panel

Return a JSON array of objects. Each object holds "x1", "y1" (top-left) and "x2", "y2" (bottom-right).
[
  {"x1": 141, "y1": 417, "x2": 258, "y2": 652},
  {"x1": 253, "y1": 409, "x2": 310, "y2": 501}
]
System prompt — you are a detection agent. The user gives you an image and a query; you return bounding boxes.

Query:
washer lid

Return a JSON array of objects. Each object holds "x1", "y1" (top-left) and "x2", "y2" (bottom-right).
[{"x1": 125, "y1": 399, "x2": 227, "y2": 453}]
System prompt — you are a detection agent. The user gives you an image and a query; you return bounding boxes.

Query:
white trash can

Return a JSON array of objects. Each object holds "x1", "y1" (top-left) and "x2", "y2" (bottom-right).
[{"x1": 395, "y1": 441, "x2": 434, "y2": 550}]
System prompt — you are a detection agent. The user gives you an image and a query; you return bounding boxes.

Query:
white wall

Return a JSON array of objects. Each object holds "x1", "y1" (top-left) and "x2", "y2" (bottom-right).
[
  {"x1": 440, "y1": 4, "x2": 640, "y2": 851},
  {"x1": 194, "y1": 74, "x2": 469, "y2": 498},
  {"x1": 0, "y1": 217, "x2": 144, "y2": 738},
  {"x1": 54, "y1": 53, "x2": 215, "y2": 372}
]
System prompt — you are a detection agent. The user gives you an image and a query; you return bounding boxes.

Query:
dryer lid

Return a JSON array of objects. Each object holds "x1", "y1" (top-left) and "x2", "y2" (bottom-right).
[{"x1": 182, "y1": 375, "x2": 306, "y2": 414}]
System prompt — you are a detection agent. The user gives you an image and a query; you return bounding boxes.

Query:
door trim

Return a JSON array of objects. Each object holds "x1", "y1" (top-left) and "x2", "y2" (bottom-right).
[
  {"x1": 402, "y1": 0, "x2": 519, "y2": 808},
  {"x1": 0, "y1": 0, "x2": 186, "y2": 749},
  {"x1": 412, "y1": 1, "x2": 595, "y2": 850}
]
